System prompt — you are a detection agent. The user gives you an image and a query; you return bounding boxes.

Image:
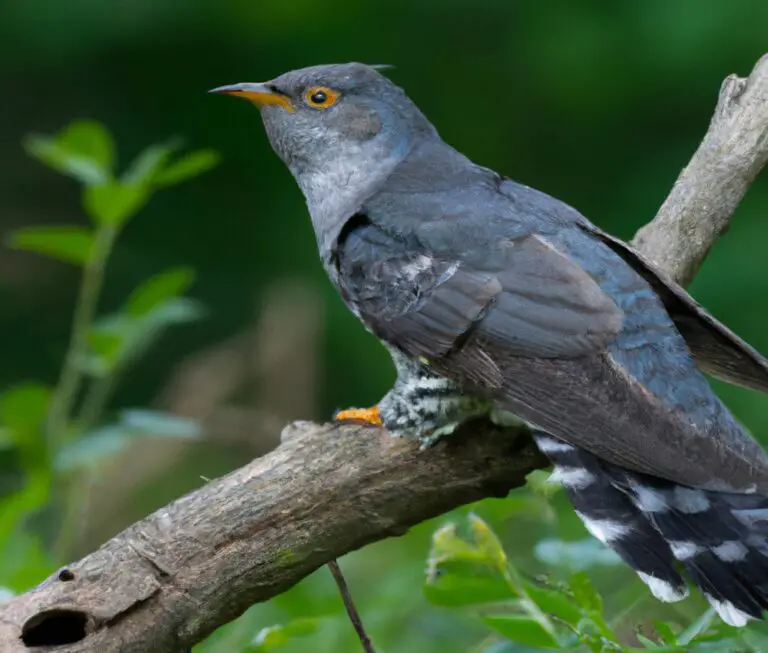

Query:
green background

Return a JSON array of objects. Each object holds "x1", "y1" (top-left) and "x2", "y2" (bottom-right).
[{"x1": 3, "y1": 1, "x2": 768, "y2": 651}]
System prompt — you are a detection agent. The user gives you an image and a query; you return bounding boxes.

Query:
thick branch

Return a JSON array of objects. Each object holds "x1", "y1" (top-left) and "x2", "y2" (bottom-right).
[
  {"x1": 2, "y1": 55, "x2": 768, "y2": 652},
  {"x1": 1, "y1": 421, "x2": 544, "y2": 652}
]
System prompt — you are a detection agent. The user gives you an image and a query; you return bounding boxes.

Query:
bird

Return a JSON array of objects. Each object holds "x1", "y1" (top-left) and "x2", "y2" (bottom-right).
[{"x1": 211, "y1": 63, "x2": 768, "y2": 627}]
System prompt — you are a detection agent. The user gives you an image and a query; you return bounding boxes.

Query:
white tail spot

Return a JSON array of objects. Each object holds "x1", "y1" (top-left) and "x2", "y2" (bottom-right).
[
  {"x1": 673, "y1": 487, "x2": 710, "y2": 514},
  {"x1": 534, "y1": 436, "x2": 575, "y2": 454},
  {"x1": 636, "y1": 572, "x2": 688, "y2": 602},
  {"x1": 549, "y1": 466, "x2": 595, "y2": 490},
  {"x1": 734, "y1": 508, "x2": 768, "y2": 527},
  {"x1": 707, "y1": 597, "x2": 752, "y2": 627},
  {"x1": 629, "y1": 481, "x2": 669, "y2": 513},
  {"x1": 669, "y1": 541, "x2": 705, "y2": 561},
  {"x1": 712, "y1": 541, "x2": 749, "y2": 562},
  {"x1": 575, "y1": 511, "x2": 631, "y2": 544}
]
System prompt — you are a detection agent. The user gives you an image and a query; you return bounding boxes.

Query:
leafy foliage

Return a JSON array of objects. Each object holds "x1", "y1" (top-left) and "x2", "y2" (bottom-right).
[
  {"x1": 0, "y1": 120, "x2": 215, "y2": 594},
  {"x1": 7, "y1": 226, "x2": 94, "y2": 265},
  {"x1": 423, "y1": 514, "x2": 768, "y2": 653}
]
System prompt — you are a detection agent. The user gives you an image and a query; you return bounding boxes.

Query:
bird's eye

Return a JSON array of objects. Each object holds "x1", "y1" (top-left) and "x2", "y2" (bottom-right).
[{"x1": 305, "y1": 86, "x2": 340, "y2": 109}]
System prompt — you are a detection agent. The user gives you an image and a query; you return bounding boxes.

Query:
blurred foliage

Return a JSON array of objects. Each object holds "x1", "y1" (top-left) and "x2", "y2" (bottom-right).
[
  {"x1": 3, "y1": 2, "x2": 768, "y2": 651},
  {"x1": 0, "y1": 119, "x2": 215, "y2": 599}
]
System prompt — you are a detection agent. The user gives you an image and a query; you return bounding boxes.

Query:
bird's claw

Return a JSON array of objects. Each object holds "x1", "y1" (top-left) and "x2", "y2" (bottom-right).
[{"x1": 333, "y1": 406, "x2": 384, "y2": 427}]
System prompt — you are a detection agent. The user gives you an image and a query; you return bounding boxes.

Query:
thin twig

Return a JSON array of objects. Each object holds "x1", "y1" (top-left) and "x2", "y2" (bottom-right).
[
  {"x1": 47, "y1": 224, "x2": 118, "y2": 561},
  {"x1": 45, "y1": 225, "x2": 118, "y2": 451},
  {"x1": 76, "y1": 375, "x2": 116, "y2": 434},
  {"x1": 327, "y1": 560, "x2": 377, "y2": 653}
]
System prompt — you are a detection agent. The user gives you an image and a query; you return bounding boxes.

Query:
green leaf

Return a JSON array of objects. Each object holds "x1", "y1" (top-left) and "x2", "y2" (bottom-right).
[
  {"x1": 24, "y1": 120, "x2": 114, "y2": 185},
  {"x1": 523, "y1": 583, "x2": 583, "y2": 627},
  {"x1": 84, "y1": 298, "x2": 205, "y2": 376},
  {"x1": 676, "y1": 609, "x2": 717, "y2": 645},
  {"x1": 0, "y1": 471, "x2": 52, "y2": 571},
  {"x1": 0, "y1": 521, "x2": 54, "y2": 592},
  {"x1": 481, "y1": 614, "x2": 561, "y2": 649},
  {"x1": 120, "y1": 409, "x2": 202, "y2": 438},
  {"x1": 247, "y1": 618, "x2": 319, "y2": 651},
  {"x1": 0, "y1": 383, "x2": 51, "y2": 444},
  {"x1": 468, "y1": 513, "x2": 508, "y2": 573},
  {"x1": 479, "y1": 643, "x2": 544, "y2": 653},
  {"x1": 564, "y1": 573, "x2": 617, "y2": 643},
  {"x1": 574, "y1": 626, "x2": 614, "y2": 653},
  {"x1": 653, "y1": 621, "x2": 679, "y2": 645},
  {"x1": 427, "y1": 520, "x2": 506, "y2": 576},
  {"x1": 6, "y1": 225, "x2": 94, "y2": 265},
  {"x1": 636, "y1": 631, "x2": 686, "y2": 653},
  {"x1": 83, "y1": 181, "x2": 150, "y2": 227},
  {"x1": 569, "y1": 572, "x2": 603, "y2": 615},
  {"x1": 153, "y1": 149, "x2": 220, "y2": 186},
  {"x1": 637, "y1": 633, "x2": 661, "y2": 648},
  {"x1": 423, "y1": 562, "x2": 515, "y2": 607},
  {"x1": 58, "y1": 120, "x2": 114, "y2": 174},
  {"x1": 126, "y1": 267, "x2": 196, "y2": 316},
  {"x1": 143, "y1": 297, "x2": 206, "y2": 326},
  {"x1": 85, "y1": 328, "x2": 125, "y2": 375},
  {"x1": 121, "y1": 141, "x2": 180, "y2": 186},
  {"x1": 428, "y1": 523, "x2": 488, "y2": 573}
]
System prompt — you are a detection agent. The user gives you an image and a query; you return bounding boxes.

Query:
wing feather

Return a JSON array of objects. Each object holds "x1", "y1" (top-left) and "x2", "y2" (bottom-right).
[
  {"x1": 337, "y1": 225, "x2": 624, "y2": 362},
  {"x1": 334, "y1": 213, "x2": 768, "y2": 494},
  {"x1": 586, "y1": 225, "x2": 768, "y2": 394}
]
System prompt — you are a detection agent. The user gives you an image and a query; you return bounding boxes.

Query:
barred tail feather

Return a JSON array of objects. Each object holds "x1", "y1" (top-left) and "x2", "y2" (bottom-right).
[
  {"x1": 534, "y1": 433, "x2": 688, "y2": 602},
  {"x1": 620, "y1": 472, "x2": 768, "y2": 626},
  {"x1": 533, "y1": 431, "x2": 768, "y2": 627}
]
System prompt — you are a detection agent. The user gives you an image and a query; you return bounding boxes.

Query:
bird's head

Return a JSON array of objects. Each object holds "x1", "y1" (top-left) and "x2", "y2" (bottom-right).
[
  {"x1": 210, "y1": 63, "x2": 434, "y2": 194},
  {"x1": 211, "y1": 63, "x2": 449, "y2": 254}
]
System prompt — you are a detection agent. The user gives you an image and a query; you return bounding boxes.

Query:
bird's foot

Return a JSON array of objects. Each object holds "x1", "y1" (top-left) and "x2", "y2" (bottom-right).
[
  {"x1": 332, "y1": 404, "x2": 457, "y2": 447},
  {"x1": 333, "y1": 405, "x2": 384, "y2": 427}
]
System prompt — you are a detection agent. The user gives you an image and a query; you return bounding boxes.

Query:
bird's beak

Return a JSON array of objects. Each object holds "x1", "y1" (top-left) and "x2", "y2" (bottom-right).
[{"x1": 208, "y1": 82, "x2": 294, "y2": 112}]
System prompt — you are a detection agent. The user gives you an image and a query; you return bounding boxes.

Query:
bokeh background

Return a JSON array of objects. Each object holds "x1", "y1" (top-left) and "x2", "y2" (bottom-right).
[{"x1": 3, "y1": 1, "x2": 768, "y2": 651}]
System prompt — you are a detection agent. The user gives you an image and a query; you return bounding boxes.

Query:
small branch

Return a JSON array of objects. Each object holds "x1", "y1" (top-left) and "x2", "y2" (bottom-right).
[
  {"x1": 328, "y1": 560, "x2": 376, "y2": 653},
  {"x1": 45, "y1": 225, "x2": 117, "y2": 450},
  {"x1": 48, "y1": 225, "x2": 119, "y2": 562},
  {"x1": 2, "y1": 54, "x2": 768, "y2": 653},
  {"x1": 632, "y1": 54, "x2": 768, "y2": 285}
]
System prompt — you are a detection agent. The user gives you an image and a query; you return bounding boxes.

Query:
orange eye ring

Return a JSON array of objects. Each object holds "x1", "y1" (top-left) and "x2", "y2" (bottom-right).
[{"x1": 305, "y1": 86, "x2": 340, "y2": 109}]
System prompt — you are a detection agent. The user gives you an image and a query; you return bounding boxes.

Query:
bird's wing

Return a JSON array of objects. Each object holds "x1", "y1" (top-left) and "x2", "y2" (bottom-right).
[
  {"x1": 582, "y1": 224, "x2": 768, "y2": 395},
  {"x1": 336, "y1": 217, "x2": 624, "y2": 363},
  {"x1": 335, "y1": 216, "x2": 768, "y2": 494}
]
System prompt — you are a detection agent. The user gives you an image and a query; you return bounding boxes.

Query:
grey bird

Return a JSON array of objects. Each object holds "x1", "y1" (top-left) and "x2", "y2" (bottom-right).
[{"x1": 211, "y1": 63, "x2": 768, "y2": 626}]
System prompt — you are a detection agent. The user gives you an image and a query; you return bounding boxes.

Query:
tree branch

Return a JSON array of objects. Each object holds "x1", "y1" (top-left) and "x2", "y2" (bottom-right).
[
  {"x1": 633, "y1": 53, "x2": 768, "y2": 286},
  {"x1": 3, "y1": 54, "x2": 768, "y2": 652},
  {"x1": 1, "y1": 421, "x2": 544, "y2": 652}
]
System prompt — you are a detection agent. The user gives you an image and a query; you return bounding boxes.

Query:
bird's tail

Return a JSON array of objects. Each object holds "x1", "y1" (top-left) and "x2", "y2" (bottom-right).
[{"x1": 534, "y1": 431, "x2": 768, "y2": 626}]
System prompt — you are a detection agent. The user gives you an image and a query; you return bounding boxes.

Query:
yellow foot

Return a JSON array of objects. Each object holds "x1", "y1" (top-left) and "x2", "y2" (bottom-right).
[{"x1": 334, "y1": 406, "x2": 383, "y2": 426}]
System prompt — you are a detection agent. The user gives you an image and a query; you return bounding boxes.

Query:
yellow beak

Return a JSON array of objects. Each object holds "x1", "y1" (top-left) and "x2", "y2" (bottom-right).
[{"x1": 208, "y1": 82, "x2": 294, "y2": 112}]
